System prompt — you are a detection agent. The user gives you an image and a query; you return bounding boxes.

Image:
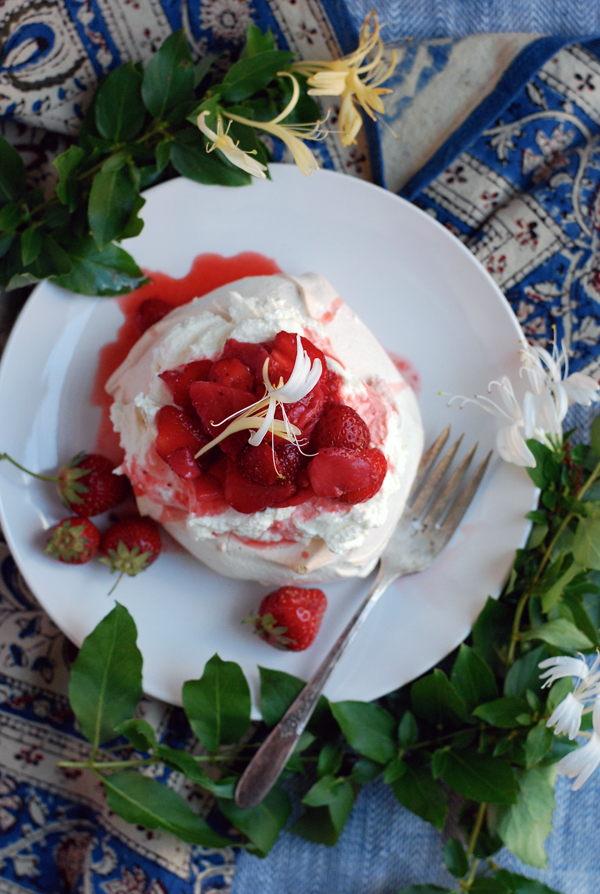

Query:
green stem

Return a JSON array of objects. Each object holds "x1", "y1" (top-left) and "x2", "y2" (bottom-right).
[
  {"x1": 58, "y1": 757, "x2": 157, "y2": 771},
  {"x1": 466, "y1": 802, "x2": 486, "y2": 861},
  {"x1": 0, "y1": 453, "x2": 57, "y2": 483}
]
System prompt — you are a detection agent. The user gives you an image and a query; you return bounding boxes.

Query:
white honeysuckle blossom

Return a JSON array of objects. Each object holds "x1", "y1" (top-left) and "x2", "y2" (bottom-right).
[
  {"x1": 448, "y1": 376, "x2": 536, "y2": 467},
  {"x1": 197, "y1": 111, "x2": 268, "y2": 178},
  {"x1": 448, "y1": 333, "x2": 600, "y2": 467},
  {"x1": 195, "y1": 334, "x2": 322, "y2": 460},
  {"x1": 556, "y1": 697, "x2": 600, "y2": 790},
  {"x1": 540, "y1": 653, "x2": 600, "y2": 740}
]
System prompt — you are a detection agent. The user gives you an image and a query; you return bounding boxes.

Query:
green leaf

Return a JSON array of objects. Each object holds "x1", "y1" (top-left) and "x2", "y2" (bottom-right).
[
  {"x1": 331, "y1": 701, "x2": 396, "y2": 764},
  {"x1": 170, "y1": 128, "x2": 252, "y2": 186},
  {"x1": 182, "y1": 654, "x2": 251, "y2": 753},
  {"x1": 54, "y1": 145, "x2": 85, "y2": 210},
  {"x1": 115, "y1": 717, "x2": 157, "y2": 752},
  {"x1": 383, "y1": 756, "x2": 406, "y2": 784},
  {"x1": 434, "y1": 748, "x2": 518, "y2": 804},
  {"x1": 392, "y1": 763, "x2": 447, "y2": 830},
  {"x1": 194, "y1": 53, "x2": 218, "y2": 88},
  {"x1": 0, "y1": 232, "x2": 15, "y2": 260},
  {"x1": 241, "y1": 24, "x2": 276, "y2": 57},
  {"x1": 53, "y1": 235, "x2": 147, "y2": 296},
  {"x1": 469, "y1": 880, "x2": 510, "y2": 894},
  {"x1": 451, "y1": 644, "x2": 499, "y2": 713},
  {"x1": 318, "y1": 741, "x2": 344, "y2": 778},
  {"x1": 504, "y1": 646, "x2": 548, "y2": 698},
  {"x1": 0, "y1": 200, "x2": 26, "y2": 231},
  {"x1": 219, "y1": 787, "x2": 291, "y2": 856},
  {"x1": 0, "y1": 136, "x2": 26, "y2": 202},
  {"x1": 155, "y1": 743, "x2": 235, "y2": 797},
  {"x1": 398, "y1": 710, "x2": 418, "y2": 747},
  {"x1": 142, "y1": 31, "x2": 194, "y2": 118},
  {"x1": 219, "y1": 51, "x2": 295, "y2": 102},
  {"x1": 88, "y1": 167, "x2": 138, "y2": 250},
  {"x1": 156, "y1": 140, "x2": 171, "y2": 173},
  {"x1": 472, "y1": 697, "x2": 531, "y2": 728},
  {"x1": 302, "y1": 774, "x2": 346, "y2": 807},
  {"x1": 68, "y1": 603, "x2": 142, "y2": 748},
  {"x1": 42, "y1": 204, "x2": 71, "y2": 229},
  {"x1": 410, "y1": 669, "x2": 466, "y2": 726},
  {"x1": 541, "y1": 560, "x2": 583, "y2": 612},
  {"x1": 573, "y1": 516, "x2": 600, "y2": 570},
  {"x1": 496, "y1": 766, "x2": 556, "y2": 868},
  {"x1": 103, "y1": 770, "x2": 230, "y2": 847},
  {"x1": 472, "y1": 597, "x2": 513, "y2": 673},
  {"x1": 350, "y1": 757, "x2": 382, "y2": 784},
  {"x1": 96, "y1": 62, "x2": 146, "y2": 141},
  {"x1": 522, "y1": 618, "x2": 593, "y2": 651},
  {"x1": 443, "y1": 837, "x2": 469, "y2": 878},
  {"x1": 292, "y1": 780, "x2": 356, "y2": 846},
  {"x1": 120, "y1": 194, "x2": 146, "y2": 240},
  {"x1": 494, "y1": 869, "x2": 563, "y2": 894},
  {"x1": 21, "y1": 227, "x2": 42, "y2": 266},
  {"x1": 524, "y1": 721, "x2": 554, "y2": 768},
  {"x1": 258, "y1": 666, "x2": 336, "y2": 738}
]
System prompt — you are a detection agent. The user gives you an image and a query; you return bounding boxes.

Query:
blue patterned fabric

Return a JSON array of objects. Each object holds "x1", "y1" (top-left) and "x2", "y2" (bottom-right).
[{"x1": 3, "y1": 2, "x2": 600, "y2": 894}]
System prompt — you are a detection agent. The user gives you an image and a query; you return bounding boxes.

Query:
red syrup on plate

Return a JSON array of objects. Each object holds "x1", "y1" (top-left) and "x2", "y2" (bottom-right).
[
  {"x1": 91, "y1": 252, "x2": 282, "y2": 461},
  {"x1": 387, "y1": 350, "x2": 421, "y2": 395}
]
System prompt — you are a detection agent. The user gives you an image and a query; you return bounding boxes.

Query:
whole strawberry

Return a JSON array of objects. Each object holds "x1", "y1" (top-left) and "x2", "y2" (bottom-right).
[
  {"x1": 246, "y1": 586, "x2": 327, "y2": 651},
  {"x1": 0, "y1": 451, "x2": 128, "y2": 517},
  {"x1": 44, "y1": 518, "x2": 101, "y2": 564},
  {"x1": 100, "y1": 517, "x2": 162, "y2": 589}
]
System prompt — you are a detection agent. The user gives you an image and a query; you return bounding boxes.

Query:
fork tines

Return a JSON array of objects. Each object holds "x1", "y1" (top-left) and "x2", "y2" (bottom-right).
[{"x1": 408, "y1": 426, "x2": 491, "y2": 538}]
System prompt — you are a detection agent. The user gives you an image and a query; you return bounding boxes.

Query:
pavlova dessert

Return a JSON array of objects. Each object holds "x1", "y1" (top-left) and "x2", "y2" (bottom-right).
[{"x1": 106, "y1": 273, "x2": 423, "y2": 584}]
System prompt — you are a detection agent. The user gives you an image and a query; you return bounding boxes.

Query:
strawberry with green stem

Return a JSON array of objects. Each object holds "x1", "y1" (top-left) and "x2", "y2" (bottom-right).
[
  {"x1": 100, "y1": 517, "x2": 162, "y2": 594},
  {"x1": 0, "y1": 451, "x2": 128, "y2": 517},
  {"x1": 245, "y1": 586, "x2": 327, "y2": 651},
  {"x1": 45, "y1": 517, "x2": 101, "y2": 564}
]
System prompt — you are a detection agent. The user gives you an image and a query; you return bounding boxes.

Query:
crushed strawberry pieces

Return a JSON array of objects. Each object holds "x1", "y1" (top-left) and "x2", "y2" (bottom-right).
[{"x1": 155, "y1": 330, "x2": 388, "y2": 513}]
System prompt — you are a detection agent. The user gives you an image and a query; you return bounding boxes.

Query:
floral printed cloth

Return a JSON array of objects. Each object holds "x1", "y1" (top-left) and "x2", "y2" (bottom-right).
[{"x1": 2, "y1": 2, "x2": 600, "y2": 893}]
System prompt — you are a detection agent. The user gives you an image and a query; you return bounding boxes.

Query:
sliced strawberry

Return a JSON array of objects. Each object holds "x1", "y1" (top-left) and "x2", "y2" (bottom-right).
[
  {"x1": 167, "y1": 447, "x2": 202, "y2": 480},
  {"x1": 209, "y1": 357, "x2": 254, "y2": 391},
  {"x1": 246, "y1": 586, "x2": 327, "y2": 651},
  {"x1": 339, "y1": 447, "x2": 387, "y2": 504},
  {"x1": 207, "y1": 452, "x2": 228, "y2": 486},
  {"x1": 135, "y1": 298, "x2": 173, "y2": 334},
  {"x1": 237, "y1": 442, "x2": 281, "y2": 486},
  {"x1": 155, "y1": 406, "x2": 208, "y2": 461},
  {"x1": 308, "y1": 447, "x2": 385, "y2": 500},
  {"x1": 189, "y1": 381, "x2": 256, "y2": 456},
  {"x1": 268, "y1": 331, "x2": 326, "y2": 387},
  {"x1": 310, "y1": 402, "x2": 371, "y2": 452},
  {"x1": 221, "y1": 339, "x2": 270, "y2": 384},
  {"x1": 160, "y1": 359, "x2": 213, "y2": 408},
  {"x1": 285, "y1": 384, "x2": 325, "y2": 439},
  {"x1": 224, "y1": 458, "x2": 296, "y2": 513},
  {"x1": 320, "y1": 368, "x2": 343, "y2": 402}
]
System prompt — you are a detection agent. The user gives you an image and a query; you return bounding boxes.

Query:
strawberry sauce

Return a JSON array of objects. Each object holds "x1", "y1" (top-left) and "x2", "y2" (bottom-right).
[{"x1": 92, "y1": 252, "x2": 282, "y2": 460}]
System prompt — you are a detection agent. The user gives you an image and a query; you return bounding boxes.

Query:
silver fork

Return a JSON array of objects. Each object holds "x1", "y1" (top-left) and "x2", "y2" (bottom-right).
[{"x1": 234, "y1": 427, "x2": 492, "y2": 809}]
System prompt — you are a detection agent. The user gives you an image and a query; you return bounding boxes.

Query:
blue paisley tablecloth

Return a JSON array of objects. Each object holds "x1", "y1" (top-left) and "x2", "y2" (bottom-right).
[{"x1": 3, "y1": 2, "x2": 600, "y2": 893}]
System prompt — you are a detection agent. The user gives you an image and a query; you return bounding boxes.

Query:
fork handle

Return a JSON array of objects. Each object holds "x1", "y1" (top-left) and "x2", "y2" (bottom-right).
[{"x1": 234, "y1": 564, "x2": 394, "y2": 809}]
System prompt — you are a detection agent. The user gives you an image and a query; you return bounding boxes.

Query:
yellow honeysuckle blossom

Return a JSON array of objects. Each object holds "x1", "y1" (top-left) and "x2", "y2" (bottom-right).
[
  {"x1": 293, "y1": 10, "x2": 397, "y2": 147},
  {"x1": 223, "y1": 73, "x2": 326, "y2": 176},
  {"x1": 197, "y1": 111, "x2": 268, "y2": 178}
]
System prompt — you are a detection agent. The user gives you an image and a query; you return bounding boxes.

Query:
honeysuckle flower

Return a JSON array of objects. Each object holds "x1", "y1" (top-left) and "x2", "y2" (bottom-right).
[
  {"x1": 224, "y1": 73, "x2": 326, "y2": 176},
  {"x1": 195, "y1": 334, "x2": 322, "y2": 460},
  {"x1": 556, "y1": 697, "x2": 600, "y2": 790},
  {"x1": 540, "y1": 654, "x2": 600, "y2": 740},
  {"x1": 293, "y1": 11, "x2": 397, "y2": 147},
  {"x1": 448, "y1": 377, "x2": 535, "y2": 467},
  {"x1": 197, "y1": 111, "x2": 268, "y2": 178}
]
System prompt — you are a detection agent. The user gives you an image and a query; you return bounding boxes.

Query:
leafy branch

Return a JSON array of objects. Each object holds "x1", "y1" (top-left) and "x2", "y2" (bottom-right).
[
  {"x1": 58, "y1": 421, "x2": 600, "y2": 890},
  {"x1": 0, "y1": 27, "x2": 319, "y2": 298}
]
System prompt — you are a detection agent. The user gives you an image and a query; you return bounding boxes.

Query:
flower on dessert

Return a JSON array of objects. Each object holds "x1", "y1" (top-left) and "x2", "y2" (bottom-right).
[
  {"x1": 292, "y1": 11, "x2": 397, "y2": 147},
  {"x1": 447, "y1": 331, "x2": 600, "y2": 467},
  {"x1": 556, "y1": 697, "x2": 600, "y2": 790},
  {"x1": 224, "y1": 73, "x2": 326, "y2": 176},
  {"x1": 195, "y1": 334, "x2": 322, "y2": 460},
  {"x1": 197, "y1": 111, "x2": 268, "y2": 178}
]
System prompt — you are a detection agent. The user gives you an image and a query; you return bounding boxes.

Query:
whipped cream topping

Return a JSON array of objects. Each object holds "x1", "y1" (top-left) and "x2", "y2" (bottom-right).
[{"x1": 106, "y1": 273, "x2": 423, "y2": 584}]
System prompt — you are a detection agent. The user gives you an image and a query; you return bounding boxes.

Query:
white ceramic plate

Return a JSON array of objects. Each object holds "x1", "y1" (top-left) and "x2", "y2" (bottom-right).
[{"x1": 0, "y1": 166, "x2": 535, "y2": 717}]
